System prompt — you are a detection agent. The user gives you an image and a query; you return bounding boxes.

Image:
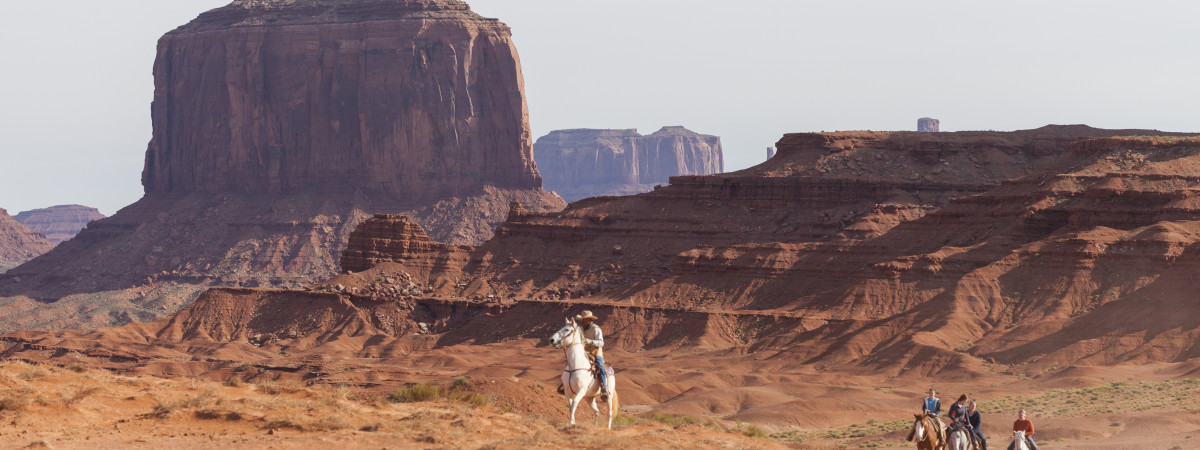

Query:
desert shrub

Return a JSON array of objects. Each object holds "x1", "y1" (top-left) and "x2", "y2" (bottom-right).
[
  {"x1": 452, "y1": 376, "x2": 469, "y2": 390},
  {"x1": 311, "y1": 414, "x2": 353, "y2": 431},
  {"x1": 61, "y1": 386, "x2": 102, "y2": 407},
  {"x1": 359, "y1": 423, "x2": 383, "y2": 432},
  {"x1": 612, "y1": 414, "x2": 639, "y2": 427},
  {"x1": 388, "y1": 383, "x2": 441, "y2": 403},
  {"x1": 0, "y1": 386, "x2": 35, "y2": 411},
  {"x1": 17, "y1": 366, "x2": 50, "y2": 381},
  {"x1": 224, "y1": 376, "x2": 244, "y2": 387},
  {"x1": 146, "y1": 391, "x2": 217, "y2": 419},
  {"x1": 264, "y1": 415, "x2": 306, "y2": 431},
  {"x1": 447, "y1": 390, "x2": 491, "y2": 407},
  {"x1": 258, "y1": 380, "x2": 305, "y2": 395},
  {"x1": 147, "y1": 399, "x2": 175, "y2": 419},
  {"x1": 739, "y1": 423, "x2": 768, "y2": 439},
  {"x1": 64, "y1": 363, "x2": 88, "y2": 373},
  {"x1": 650, "y1": 413, "x2": 699, "y2": 428}
]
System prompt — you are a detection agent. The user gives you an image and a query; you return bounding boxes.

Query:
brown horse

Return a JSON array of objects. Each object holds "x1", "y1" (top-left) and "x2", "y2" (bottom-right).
[{"x1": 907, "y1": 413, "x2": 946, "y2": 450}]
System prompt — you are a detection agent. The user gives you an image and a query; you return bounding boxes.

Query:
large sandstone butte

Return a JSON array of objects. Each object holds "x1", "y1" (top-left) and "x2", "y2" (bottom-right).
[
  {"x1": 143, "y1": 0, "x2": 541, "y2": 197},
  {"x1": 10, "y1": 126, "x2": 1200, "y2": 437},
  {"x1": 13, "y1": 205, "x2": 105, "y2": 244},
  {"x1": 0, "y1": 0, "x2": 563, "y2": 309},
  {"x1": 0, "y1": 209, "x2": 53, "y2": 273},
  {"x1": 534, "y1": 126, "x2": 724, "y2": 202}
]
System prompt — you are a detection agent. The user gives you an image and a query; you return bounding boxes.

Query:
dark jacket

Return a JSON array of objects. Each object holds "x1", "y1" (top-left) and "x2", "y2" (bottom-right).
[
  {"x1": 948, "y1": 402, "x2": 969, "y2": 424},
  {"x1": 968, "y1": 410, "x2": 983, "y2": 433}
]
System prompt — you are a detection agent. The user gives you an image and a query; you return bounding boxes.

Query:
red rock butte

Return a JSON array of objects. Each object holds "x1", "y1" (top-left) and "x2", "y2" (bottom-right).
[
  {"x1": 534, "y1": 127, "x2": 724, "y2": 202},
  {"x1": 143, "y1": 0, "x2": 541, "y2": 198},
  {"x1": 0, "y1": 0, "x2": 563, "y2": 305},
  {"x1": 13, "y1": 205, "x2": 105, "y2": 244},
  {"x1": 0, "y1": 208, "x2": 53, "y2": 273}
]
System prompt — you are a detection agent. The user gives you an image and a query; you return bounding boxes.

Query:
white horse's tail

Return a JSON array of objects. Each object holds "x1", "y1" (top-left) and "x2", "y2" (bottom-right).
[{"x1": 610, "y1": 389, "x2": 619, "y2": 417}]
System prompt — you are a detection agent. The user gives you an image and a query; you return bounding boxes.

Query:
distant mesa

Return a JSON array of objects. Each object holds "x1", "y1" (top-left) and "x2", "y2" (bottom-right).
[
  {"x1": 534, "y1": 126, "x2": 724, "y2": 202},
  {"x1": 0, "y1": 208, "x2": 53, "y2": 274},
  {"x1": 767, "y1": 147, "x2": 776, "y2": 160},
  {"x1": 0, "y1": 0, "x2": 564, "y2": 311},
  {"x1": 14, "y1": 205, "x2": 105, "y2": 244},
  {"x1": 918, "y1": 117, "x2": 940, "y2": 132}
]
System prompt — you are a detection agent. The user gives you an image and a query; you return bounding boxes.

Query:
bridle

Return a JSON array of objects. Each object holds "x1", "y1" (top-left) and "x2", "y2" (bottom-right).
[{"x1": 557, "y1": 323, "x2": 592, "y2": 380}]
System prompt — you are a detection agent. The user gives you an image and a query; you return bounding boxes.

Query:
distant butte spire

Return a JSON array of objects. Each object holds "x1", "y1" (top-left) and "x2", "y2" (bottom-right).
[
  {"x1": 767, "y1": 147, "x2": 775, "y2": 160},
  {"x1": 918, "y1": 118, "x2": 940, "y2": 133}
]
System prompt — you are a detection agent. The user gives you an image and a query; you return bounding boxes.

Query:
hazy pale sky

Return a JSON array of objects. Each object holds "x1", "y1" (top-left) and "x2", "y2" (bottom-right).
[{"x1": 2, "y1": 0, "x2": 1198, "y2": 215}]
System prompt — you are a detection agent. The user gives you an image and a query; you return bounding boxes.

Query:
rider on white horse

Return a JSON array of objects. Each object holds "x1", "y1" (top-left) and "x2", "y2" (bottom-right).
[
  {"x1": 968, "y1": 400, "x2": 987, "y2": 450},
  {"x1": 1011, "y1": 409, "x2": 1037, "y2": 450},
  {"x1": 577, "y1": 310, "x2": 609, "y2": 401}
]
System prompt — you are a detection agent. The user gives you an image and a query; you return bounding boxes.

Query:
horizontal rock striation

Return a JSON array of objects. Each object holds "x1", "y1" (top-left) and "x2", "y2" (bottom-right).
[
  {"x1": 339, "y1": 214, "x2": 469, "y2": 274},
  {"x1": 0, "y1": 209, "x2": 53, "y2": 273},
  {"x1": 329, "y1": 126, "x2": 1200, "y2": 373},
  {"x1": 535, "y1": 126, "x2": 723, "y2": 202},
  {"x1": 13, "y1": 205, "x2": 105, "y2": 244}
]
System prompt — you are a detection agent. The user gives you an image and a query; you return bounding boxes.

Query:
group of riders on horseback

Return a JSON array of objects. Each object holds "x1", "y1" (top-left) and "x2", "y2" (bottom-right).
[
  {"x1": 550, "y1": 313, "x2": 1044, "y2": 448},
  {"x1": 922, "y1": 389, "x2": 1037, "y2": 450}
]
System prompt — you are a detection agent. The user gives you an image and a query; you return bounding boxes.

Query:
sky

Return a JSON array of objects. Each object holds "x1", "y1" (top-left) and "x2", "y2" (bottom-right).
[{"x1": 2, "y1": 1, "x2": 1198, "y2": 216}]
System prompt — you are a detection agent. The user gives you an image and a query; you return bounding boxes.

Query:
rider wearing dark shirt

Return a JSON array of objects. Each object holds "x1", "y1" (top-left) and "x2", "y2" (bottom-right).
[
  {"x1": 947, "y1": 394, "x2": 970, "y2": 426},
  {"x1": 968, "y1": 400, "x2": 987, "y2": 450}
]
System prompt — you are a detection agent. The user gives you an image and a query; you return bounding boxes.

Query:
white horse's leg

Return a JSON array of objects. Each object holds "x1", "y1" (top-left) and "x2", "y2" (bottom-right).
[
  {"x1": 590, "y1": 397, "x2": 600, "y2": 427},
  {"x1": 568, "y1": 395, "x2": 579, "y2": 426},
  {"x1": 606, "y1": 391, "x2": 615, "y2": 430},
  {"x1": 569, "y1": 383, "x2": 588, "y2": 426}
]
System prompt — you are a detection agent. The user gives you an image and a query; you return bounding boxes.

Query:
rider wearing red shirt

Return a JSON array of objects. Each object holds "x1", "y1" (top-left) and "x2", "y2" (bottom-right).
[{"x1": 1012, "y1": 409, "x2": 1037, "y2": 450}]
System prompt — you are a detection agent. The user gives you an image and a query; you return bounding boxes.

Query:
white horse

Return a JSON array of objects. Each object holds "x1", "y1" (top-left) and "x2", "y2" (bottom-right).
[
  {"x1": 946, "y1": 423, "x2": 976, "y2": 450},
  {"x1": 548, "y1": 316, "x2": 618, "y2": 429},
  {"x1": 1008, "y1": 430, "x2": 1030, "y2": 450}
]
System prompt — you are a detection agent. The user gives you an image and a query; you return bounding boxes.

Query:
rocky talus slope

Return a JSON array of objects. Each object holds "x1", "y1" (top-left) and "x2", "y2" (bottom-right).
[
  {"x1": 13, "y1": 205, "x2": 105, "y2": 244},
  {"x1": 535, "y1": 126, "x2": 723, "y2": 202},
  {"x1": 0, "y1": 209, "x2": 53, "y2": 273},
  {"x1": 0, "y1": 0, "x2": 563, "y2": 314}
]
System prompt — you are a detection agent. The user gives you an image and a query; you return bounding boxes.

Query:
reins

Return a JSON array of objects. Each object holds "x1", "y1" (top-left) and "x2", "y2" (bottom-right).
[{"x1": 557, "y1": 323, "x2": 595, "y2": 394}]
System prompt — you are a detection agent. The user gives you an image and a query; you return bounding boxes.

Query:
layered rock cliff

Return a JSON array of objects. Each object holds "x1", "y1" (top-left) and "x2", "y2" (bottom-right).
[
  {"x1": 143, "y1": 0, "x2": 541, "y2": 197},
  {"x1": 13, "y1": 205, "x2": 105, "y2": 244},
  {"x1": 0, "y1": 0, "x2": 564, "y2": 307},
  {"x1": 10, "y1": 128, "x2": 1200, "y2": 431},
  {"x1": 534, "y1": 126, "x2": 723, "y2": 202},
  {"x1": 0, "y1": 209, "x2": 53, "y2": 273},
  {"x1": 328, "y1": 126, "x2": 1200, "y2": 373}
]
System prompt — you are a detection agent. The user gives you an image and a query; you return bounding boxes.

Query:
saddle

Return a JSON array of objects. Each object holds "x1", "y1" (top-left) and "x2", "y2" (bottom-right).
[
  {"x1": 556, "y1": 363, "x2": 614, "y2": 395},
  {"x1": 590, "y1": 361, "x2": 614, "y2": 381}
]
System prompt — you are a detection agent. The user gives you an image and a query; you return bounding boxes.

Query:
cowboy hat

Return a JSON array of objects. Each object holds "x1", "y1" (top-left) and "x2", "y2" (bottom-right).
[{"x1": 577, "y1": 310, "x2": 598, "y2": 322}]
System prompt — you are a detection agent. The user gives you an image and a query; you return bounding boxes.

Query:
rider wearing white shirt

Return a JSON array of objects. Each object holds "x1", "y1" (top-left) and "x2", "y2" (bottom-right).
[{"x1": 578, "y1": 310, "x2": 609, "y2": 401}]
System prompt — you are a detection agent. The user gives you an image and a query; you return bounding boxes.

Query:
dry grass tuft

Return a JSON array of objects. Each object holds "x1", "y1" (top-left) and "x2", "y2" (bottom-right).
[
  {"x1": 60, "y1": 386, "x2": 103, "y2": 407},
  {"x1": 257, "y1": 380, "x2": 306, "y2": 395},
  {"x1": 310, "y1": 413, "x2": 353, "y2": 431},
  {"x1": 64, "y1": 362, "x2": 88, "y2": 373},
  {"x1": 0, "y1": 386, "x2": 36, "y2": 412},
  {"x1": 146, "y1": 390, "x2": 218, "y2": 419},
  {"x1": 16, "y1": 366, "x2": 51, "y2": 382}
]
